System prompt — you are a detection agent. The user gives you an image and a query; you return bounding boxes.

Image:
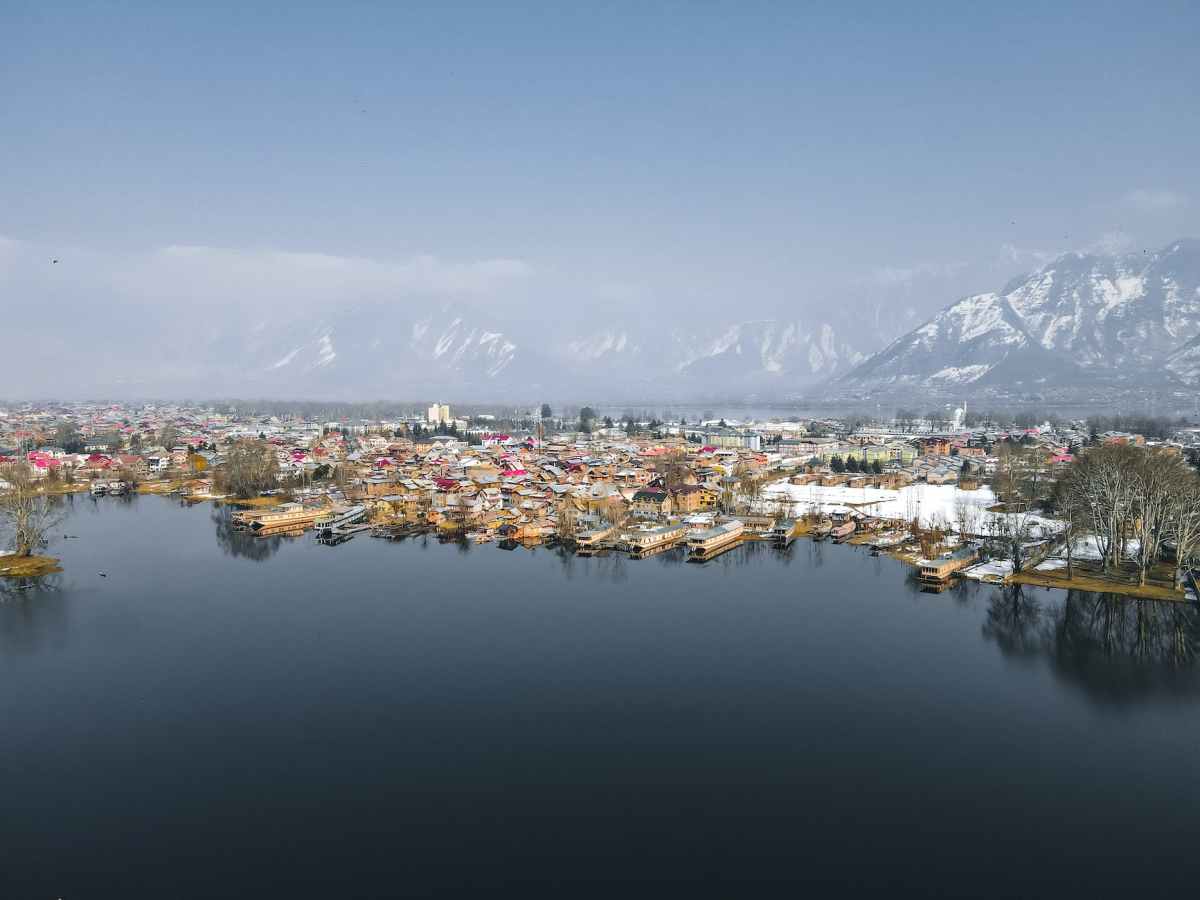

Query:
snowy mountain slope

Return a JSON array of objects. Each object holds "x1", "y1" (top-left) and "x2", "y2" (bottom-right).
[{"x1": 841, "y1": 239, "x2": 1200, "y2": 388}]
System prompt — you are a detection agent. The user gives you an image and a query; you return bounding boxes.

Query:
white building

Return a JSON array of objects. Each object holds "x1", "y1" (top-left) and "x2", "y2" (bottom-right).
[{"x1": 427, "y1": 403, "x2": 452, "y2": 425}]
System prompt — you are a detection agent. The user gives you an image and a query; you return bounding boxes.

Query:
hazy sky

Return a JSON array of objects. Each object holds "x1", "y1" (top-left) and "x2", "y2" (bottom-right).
[{"x1": 2, "y1": 1, "x2": 1198, "y2": 395}]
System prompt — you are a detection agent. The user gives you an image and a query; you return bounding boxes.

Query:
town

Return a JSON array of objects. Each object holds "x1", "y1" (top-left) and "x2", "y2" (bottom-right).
[{"x1": 3, "y1": 400, "x2": 1200, "y2": 598}]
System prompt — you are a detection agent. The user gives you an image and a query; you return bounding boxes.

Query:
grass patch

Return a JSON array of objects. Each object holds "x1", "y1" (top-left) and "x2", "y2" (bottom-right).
[
  {"x1": 1011, "y1": 560, "x2": 1184, "y2": 602},
  {"x1": 0, "y1": 554, "x2": 62, "y2": 577}
]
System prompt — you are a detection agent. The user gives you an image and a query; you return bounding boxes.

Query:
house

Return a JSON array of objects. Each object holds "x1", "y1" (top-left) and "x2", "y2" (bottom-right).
[
  {"x1": 672, "y1": 484, "x2": 719, "y2": 512},
  {"x1": 630, "y1": 487, "x2": 672, "y2": 519}
]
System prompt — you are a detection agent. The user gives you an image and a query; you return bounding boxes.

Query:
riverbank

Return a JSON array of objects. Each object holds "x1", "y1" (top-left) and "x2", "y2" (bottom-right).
[{"x1": 1011, "y1": 561, "x2": 1185, "y2": 602}]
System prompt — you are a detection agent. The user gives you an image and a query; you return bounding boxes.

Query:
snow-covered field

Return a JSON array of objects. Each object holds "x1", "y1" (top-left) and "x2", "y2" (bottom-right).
[
  {"x1": 961, "y1": 559, "x2": 1014, "y2": 581},
  {"x1": 759, "y1": 479, "x2": 1061, "y2": 538}
]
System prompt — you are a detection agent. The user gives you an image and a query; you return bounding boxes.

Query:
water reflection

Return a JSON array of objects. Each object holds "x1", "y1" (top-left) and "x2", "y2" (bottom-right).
[
  {"x1": 210, "y1": 506, "x2": 292, "y2": 562},
  {"x1": 0, "y1": 574, "x2": 67, "y2": 655},
  {"x1": 984, "y1": 586, "x2": 1200, "y2": 702}
]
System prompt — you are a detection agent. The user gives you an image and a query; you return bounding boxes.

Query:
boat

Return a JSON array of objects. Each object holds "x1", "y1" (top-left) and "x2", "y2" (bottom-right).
[
  {"x1": 687, "y1": 520, "x2": 745, "y2": 560},
  {"x1": 870, "y1": 531, "x2": 908, "y2": 550},
  {"x1": 245, "y1": 503, "x2": 326, "y2": 535},
  {"x1": 622, "y1": 523, "x2": 688, "y2": 554},
  {"x1": 769, "y1": 518, "x2": 797, "y2": 545},
  {"x1": 90, "y1": 482, "x2": 108, "y2": 496},
  {"x1": 575, "y1": 525, "x2": 616, "y2": 555},
  {"x1": 315, "y1": 504, "x2": 367, "y2": 537},
  {"x1": 831, "y1": 520, "x2": 856, "y2": 543},
  {"x1": 917, "y1": 546, "x2": 979, "y2": 584}
]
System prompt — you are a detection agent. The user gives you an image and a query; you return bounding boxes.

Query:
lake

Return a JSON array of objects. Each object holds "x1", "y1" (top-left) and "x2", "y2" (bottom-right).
[{"x1": 3, "y1": 495, "x2": 1200, "y2": 897}]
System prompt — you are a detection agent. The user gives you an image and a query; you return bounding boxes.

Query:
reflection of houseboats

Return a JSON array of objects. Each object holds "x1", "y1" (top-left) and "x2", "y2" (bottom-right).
[
  {"x1": 918, "y1": 546, "x2": 979, "y2": 583},
  {"x1": 687, "y1": 520, "x2": 745, "y2": 560}
]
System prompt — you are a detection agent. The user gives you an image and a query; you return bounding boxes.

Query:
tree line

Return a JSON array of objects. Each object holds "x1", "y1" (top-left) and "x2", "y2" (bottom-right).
[{"x1": 1054, "y1": 444, "x2": 1200, "y2": 588}]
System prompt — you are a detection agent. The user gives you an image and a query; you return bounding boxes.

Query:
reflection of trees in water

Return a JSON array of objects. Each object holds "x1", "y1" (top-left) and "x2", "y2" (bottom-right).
[
  {"x1": 983, "y1": 586, "x2": 1044, "y2": 659},
  {"x1": 984, "y1": 586, "x2": 1200, "y2": 702},
  {"x1": 210, "y1": 506, "x2": 288, "y2": 562},
  {"x1": 808, "y1": 540, "x2": 825, "y2": 568},
  {"x1": 0, "y1": 574, "x2": 67, "y2": 654},
  {"x1": 552, "y1": 544, "x2": 577, "y2": 580}
]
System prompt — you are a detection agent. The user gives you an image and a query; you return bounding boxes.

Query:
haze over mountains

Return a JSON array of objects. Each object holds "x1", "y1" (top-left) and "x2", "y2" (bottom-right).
[
  {"x1": 5, "y1": 236, "x2": 1199, "y2": 402},
  {"x1": 220, "y1": 237, "x2": 1200, "y2": 400}
]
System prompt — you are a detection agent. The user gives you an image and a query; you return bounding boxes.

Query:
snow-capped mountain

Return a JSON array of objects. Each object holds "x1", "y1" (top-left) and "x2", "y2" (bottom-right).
[
  {"x1": 841, "y1": 239, "x2": 1200, "y2": 389},
  {"x1": 230, "y1": 304, "x2": 877, "y2": 399},
  {"x1": 548, "y1": 319, "x2": 873, "y2": 394}
]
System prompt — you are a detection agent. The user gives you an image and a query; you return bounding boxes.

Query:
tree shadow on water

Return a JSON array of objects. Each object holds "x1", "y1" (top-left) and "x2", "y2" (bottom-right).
[{"x1": 983, "y1": 585, "x2": 1200, "y2": 704}]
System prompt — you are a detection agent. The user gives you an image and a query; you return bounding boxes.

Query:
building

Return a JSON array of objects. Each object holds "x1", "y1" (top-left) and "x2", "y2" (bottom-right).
[
  {"x1": 427, "y1": 403, "x2": 452, "y2": 425},
  {"x1": 672, "y1": 484, "x2": 719, "y2": 512},
  {"x1": 630, "y1": 487, "x2": 673, "y2": 519}
]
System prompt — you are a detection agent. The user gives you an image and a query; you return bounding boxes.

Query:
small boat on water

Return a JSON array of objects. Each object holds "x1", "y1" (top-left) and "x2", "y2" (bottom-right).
[
  {"x1": 811, "y1": 520, "x2": 833, "y2": 540},
  {"x1": 831, "y1": 520, "x2": 856, "y2": 543}
]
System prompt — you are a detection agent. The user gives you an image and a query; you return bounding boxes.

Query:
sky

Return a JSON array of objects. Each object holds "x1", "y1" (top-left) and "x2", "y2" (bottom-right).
[{"x1": 2, "y1": 1, "x2": 1198, "y2": 397}]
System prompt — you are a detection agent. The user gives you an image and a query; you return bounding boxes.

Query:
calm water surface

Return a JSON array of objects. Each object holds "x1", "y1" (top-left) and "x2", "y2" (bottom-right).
[{"x1": 3, "y1": 496, "x2": 1199, "y2": 897}]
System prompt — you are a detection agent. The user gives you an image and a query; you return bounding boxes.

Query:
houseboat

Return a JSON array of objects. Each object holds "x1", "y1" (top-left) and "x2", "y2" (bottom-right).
[
  {"x1": 917, "y1": 546, "x2": 980, "y2": 583},
  {"x1": 623, "y1": 523, "x2": 689, "y2": 555},
  {"x1": 575, "y1": 525, "x2": 616, "y2": 556},
  {"x1": 315, "y1": 505, "x2": 366, "y2": 536},
  {"x1": 870, "y1": 531, "x2": 907, "y2": 550},
  {"x1": 245, "y1": 503, "x2": 326, "y2": 536},
  {"x1": 831, "y1": 520, "x2": 856, "y2": 543},
  {"x1": 811, "y1": 519, "x2": 833, "y2": 540},
  {"x1": 687, "y1": 520, "x2": 745, "y2": 560},
  {"x1": 770, "y1": 518, "x2": 797, "y2": 545}
]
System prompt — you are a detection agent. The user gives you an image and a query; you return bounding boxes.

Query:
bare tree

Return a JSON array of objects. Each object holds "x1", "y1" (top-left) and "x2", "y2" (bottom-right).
[
  {"x1": 953, "y1": 494, "x2": 981, "y2": 538},
  {"x1": 601, "y1": 495, "x2": 628, "y2": 530},
  {"x1": 0, "y1": 463, "x2": 65, "y2": 557},
  {"x1": 556, "y1": 502, "x2": 579, "y2": 542},
  {"x1": 213, "y1": 440, "x2": 280, "y2": 499},
  {"x1": 1167, "y1": 470, "x2": 1200, "y2": 590}
]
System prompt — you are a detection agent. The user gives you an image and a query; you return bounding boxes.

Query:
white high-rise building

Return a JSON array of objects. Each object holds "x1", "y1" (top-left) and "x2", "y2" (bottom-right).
[{"x1": 427, "y1": 403, "x2": 452, "y2": 425}]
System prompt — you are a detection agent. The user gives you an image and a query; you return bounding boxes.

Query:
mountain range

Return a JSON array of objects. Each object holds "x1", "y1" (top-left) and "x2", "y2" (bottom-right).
[
  {"x1": 183, "y1": 238, "x2": 1200, "y2": 401},
  {"x1": 233, "y1": 307, "x2": 894, "y2": 400},
  {"x1": 840, "y1": 239, "x2": 1200, "y2": 392}
]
